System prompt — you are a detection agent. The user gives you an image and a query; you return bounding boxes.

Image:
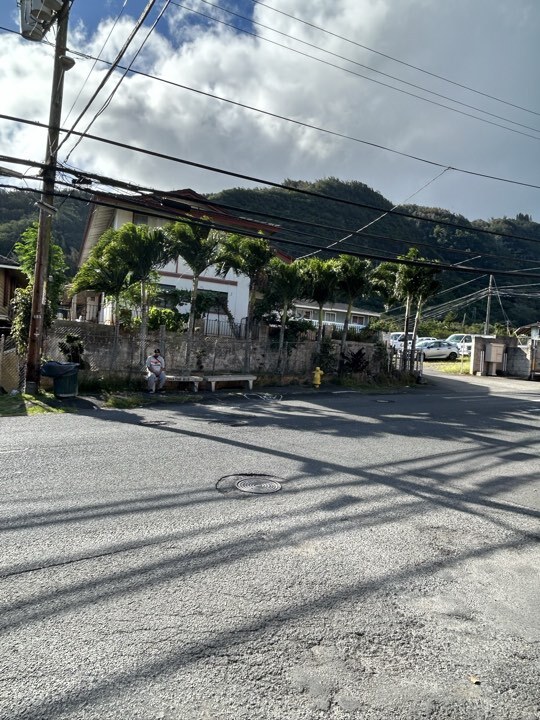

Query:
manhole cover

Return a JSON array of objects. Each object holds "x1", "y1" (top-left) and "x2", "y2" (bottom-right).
[
  {"x1": 236, "y1": 477, "x2": 282, "y2": 494},
  {"x1": 216, "y1": 473, "x2": 283, "y2": 495}
]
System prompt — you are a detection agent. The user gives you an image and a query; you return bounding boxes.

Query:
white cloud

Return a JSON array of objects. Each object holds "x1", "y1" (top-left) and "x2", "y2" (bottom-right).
[{"x1": 1, "y1": 0, "x2": 540, "y2": 220}]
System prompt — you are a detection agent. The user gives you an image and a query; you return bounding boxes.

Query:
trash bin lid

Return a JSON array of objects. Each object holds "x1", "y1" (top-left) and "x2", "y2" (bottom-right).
[{"x1": 41, "y1": 361, "x2": 79, "y2": 377}]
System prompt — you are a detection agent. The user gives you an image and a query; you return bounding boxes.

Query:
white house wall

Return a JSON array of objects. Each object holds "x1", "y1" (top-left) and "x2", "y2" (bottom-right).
[
  {"x1": 160, "y1": 258, "x2": 250, "y2": 323},
  {"x1": 106, "y1": 210, "x2": 250, "y2": 323}
]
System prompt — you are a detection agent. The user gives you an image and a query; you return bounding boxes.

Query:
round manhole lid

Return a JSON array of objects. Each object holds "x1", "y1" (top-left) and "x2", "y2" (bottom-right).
[{"x1": 235, "y1": 475, "x2": 282, "y2": 494}]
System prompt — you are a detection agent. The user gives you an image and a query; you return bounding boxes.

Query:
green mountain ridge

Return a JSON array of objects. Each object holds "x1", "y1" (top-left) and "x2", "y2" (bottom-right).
[{"x1": 1, "y1": 179, "x2": 539, "y2": 326}]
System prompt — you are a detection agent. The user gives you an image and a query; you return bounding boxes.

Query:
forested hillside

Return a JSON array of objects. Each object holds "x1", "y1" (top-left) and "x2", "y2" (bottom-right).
[
  {"x1": 2, "y1": 179, "x2": 539, "y2": 326},
  {"x1": 0, "y1": 189, "x2": 86, "y2": 271},
  {"x1": 209, "y1": 178, "x2": 540, "y2": 326}
]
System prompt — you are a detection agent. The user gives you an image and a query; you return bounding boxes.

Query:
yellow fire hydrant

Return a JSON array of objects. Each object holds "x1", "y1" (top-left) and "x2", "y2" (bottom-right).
[{"x1": 312, "y1": 366, "x2": 324, "y2": 389}]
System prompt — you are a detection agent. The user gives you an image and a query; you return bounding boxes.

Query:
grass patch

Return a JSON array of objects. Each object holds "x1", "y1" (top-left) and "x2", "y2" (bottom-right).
[
  {"x1": 0, "y1": 391, "x2": 70, "y2": 416},
  {"x1": 424, "y1": 357, "x2": 471, "y2": 374},
  {"x1": 334, "y1": 372, "x2": 418, "y2": 391},
  {"x1": 102, "y1": 391, "x2": 201, "y2": 409}
]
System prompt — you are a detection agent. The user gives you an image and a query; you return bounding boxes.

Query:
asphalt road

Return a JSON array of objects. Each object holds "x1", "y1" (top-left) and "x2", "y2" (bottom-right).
[{"x1": 1, "y1": 372, "x2": 539, "y2": 719}]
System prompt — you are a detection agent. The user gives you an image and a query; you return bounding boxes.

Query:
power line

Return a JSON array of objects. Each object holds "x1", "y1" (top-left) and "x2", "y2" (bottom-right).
[
  {"x1": 56, "y1": 0, "x2": 158, "y2": 153},
  {"x1": 247, "y1": 0, "x2": 540, "y2": 119},
  {"x1": 62, "y1": 0, "x2": 130, "y2": 126},
  {"x1": 58, "y1": 48, "x2": 540, "y2": 192},
  {"x1": 5, "y1": 180, "x2": 540, "y2": 280},
  {"x1": 296, "y1": 166, "x2": 450, "y2": 260},
  {"x1": 4, "y1": 112, "x2": 540, "y2": 251},
  {"x1": 63, "y1": 0, "x2": 172, "y2": 162},
  {"x1": 4, "y1": 23, "x2": 540, "y2": 194},
  {"x1": 171, "y1": 0, "x2": 540, "y2": 138}
]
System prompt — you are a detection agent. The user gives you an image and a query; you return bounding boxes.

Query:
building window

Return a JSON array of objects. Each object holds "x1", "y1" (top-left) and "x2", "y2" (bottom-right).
[
  {"x1": 133, "y1": 213, "x2": 148, "y2": 225},
  {"x1": 303, "y1": 310, "x2": 313, "y2": 320},
  {"x1": 324, "y1": 312, "x2": 336, "y2": 323},
  {"x1": 351, "y1": 314, "x2": 365, "y2": 324}
]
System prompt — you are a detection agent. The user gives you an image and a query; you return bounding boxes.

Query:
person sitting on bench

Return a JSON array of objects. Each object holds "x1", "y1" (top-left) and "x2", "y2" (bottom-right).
[{"x1": 146, "y1": 348, "x2": 166, "y2": 393}]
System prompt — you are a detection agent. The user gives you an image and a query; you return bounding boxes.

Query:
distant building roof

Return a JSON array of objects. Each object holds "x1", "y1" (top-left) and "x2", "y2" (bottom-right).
[
  {"x1": 0, "y1": 254, "x2": 20, "y2": 269},
  {"x1": 515, "y1": 322, "x2": 540, "y2": 334},
  {"x1": 79, "y1": 188, "x2": 280, "y2": 266},
  {"x1": 293, "y1": 300, "x2": 380, "y2": 317}
]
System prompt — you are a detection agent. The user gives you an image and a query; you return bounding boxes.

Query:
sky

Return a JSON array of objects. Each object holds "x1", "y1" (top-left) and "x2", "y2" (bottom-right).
[{"x1": 1, "y1": 0, "x2": 540, "y2": 223}]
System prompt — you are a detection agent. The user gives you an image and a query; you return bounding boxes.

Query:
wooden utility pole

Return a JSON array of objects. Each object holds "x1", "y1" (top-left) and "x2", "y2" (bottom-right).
[
  {"x1": 25, "y1": 1, "x2": 71, "y2": 393},
  {"x1": 483, "y1": 275, "x2": 493, "y2": 335}
]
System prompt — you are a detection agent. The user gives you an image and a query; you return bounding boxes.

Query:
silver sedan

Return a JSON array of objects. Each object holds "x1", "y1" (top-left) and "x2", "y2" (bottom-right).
[{"x1": 416, "y1": 340, "x2": 460, "y2": 361}]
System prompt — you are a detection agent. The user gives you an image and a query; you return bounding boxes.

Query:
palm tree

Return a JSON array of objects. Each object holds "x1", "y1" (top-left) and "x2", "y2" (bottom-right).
[
  {"x1": 266, "y1": 258, "x2": 304, "y2": 370},
  {"x1": 165, "y1": 220, "x2": 220, "y2": 337},
  {"x1": 114, "y1": 223, "x2": 176, "y2": 363},
  {"x1": 296, "y1": 257, "x2": 338, "y2": 352},
  {"x1": 215, "y1": 234, "x2": 274, "y2": 371},
  {"x1": 387, "y1": 248, "x2": 441, "y2": 370},
  {"x1": 333, "y1": 255, "x2": 371, "y2": 368},
  {"x1": 71, "y1": 229, "x2": 132, "y2": 367}
]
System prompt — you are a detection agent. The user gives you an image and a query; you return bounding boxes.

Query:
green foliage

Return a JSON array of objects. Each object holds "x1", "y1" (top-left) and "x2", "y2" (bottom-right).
[
  {"x1": 266, "y1": 315, "x2": 313, "y2": 351},
  {"x1": 313, "y1": 336, "x2": 338, "y2": 374},
  {"x1": 10, "y1": 224, "x2": 68, "y2": 352},
  {"x1": 10, "y1": 286, "x2": 34, "y2": 354},
  {"x1": 58, "y1": 334, "x2": 86, "y2": 368},
  {"x1": 165, "y1": 220, "x2": 220, "y2": 276},
  {"x1": 215, "y1": 234, "x2": 274, "y2": 284},
  {"x1": 71, "y1": 228, "x2": 131, "y2": 302},
  {"x1": 147, "y1": 307, "x2": 185, "y2": 332},
  {"x1": 0, "y1": 190, "x2": 85, "y2": 271},
  {"x1": 340, "y1": 347, "x2": 369, "y2": 374}
]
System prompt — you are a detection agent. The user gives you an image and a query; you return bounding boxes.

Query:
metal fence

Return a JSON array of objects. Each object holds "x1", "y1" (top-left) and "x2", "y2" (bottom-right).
[
  {"x1": 44, "y1": 320, "x2": 317, "y2": 380},
  {"x1": 0, "y1": 334, "x2": 22, "y2": 392},
  {"x1": 0, "y1": 320, "x2": 392, "y2": 391}
]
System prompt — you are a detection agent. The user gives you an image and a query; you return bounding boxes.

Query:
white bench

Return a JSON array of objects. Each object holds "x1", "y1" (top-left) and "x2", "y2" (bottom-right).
[
  {"x1": 203, "y1": 374, "x2": 257, "y2": 392},
  {"x1": 142, "y1": 372, "x2": 202, "y2": 392},
  {"x1": 165, "y1": 374, "x2": 203, "y2": 392}
]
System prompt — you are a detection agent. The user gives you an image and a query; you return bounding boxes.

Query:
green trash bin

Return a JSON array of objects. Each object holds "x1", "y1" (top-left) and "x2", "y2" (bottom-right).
[{"x1": 41, "y1": 362, "x2": 79, "y2": 398}]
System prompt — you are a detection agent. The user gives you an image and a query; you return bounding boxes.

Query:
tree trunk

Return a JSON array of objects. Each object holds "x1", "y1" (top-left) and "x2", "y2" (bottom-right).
[
  {"x1": 401, "y1": 295, "x2": 412, "y2": 371},
  {"x1": 188, "y1": 275, "x2": 199, "y2": 338},
  {"x1": 408, "y1": 296, "x2": 424, "y2": 372},
  {"x1": 110, "y1": 294, "x2": 120, "y2": 371},
  {"x1": 243, "y1": 288, "x2": 255, "y2": 373},
  {"x1": 139, "y1": 280, "x2": 148, "y2": 365},
  {"x1": 316, "y1": 304, "x2": 324, "y2": 353},
  {"x1": 277, "y1": 299, "x2": 288, "y2": 372},
  {"x1": 339, "y1": 299, "x2": 352, "y2": 375}
]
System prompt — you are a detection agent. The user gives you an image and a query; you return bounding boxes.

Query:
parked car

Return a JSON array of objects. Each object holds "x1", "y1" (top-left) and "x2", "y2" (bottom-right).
[
  {"x1": 390, "y1": 333, "x2": 437, "y2": 350},
  {"x1": 446, "y1": 333, "x2": 473, "y2": 355},
  {"x1": 416, "y1": 339, "x2": 460, "y2": 361},
  {"x1": 445, "y1": 333, "x2": 496, "y2": 356}
]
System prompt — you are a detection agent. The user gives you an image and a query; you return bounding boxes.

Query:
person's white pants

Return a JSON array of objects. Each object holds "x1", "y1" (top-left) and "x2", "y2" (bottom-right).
[{"x1": 147, "y1": 370, "x2": 166, "y2": 391}]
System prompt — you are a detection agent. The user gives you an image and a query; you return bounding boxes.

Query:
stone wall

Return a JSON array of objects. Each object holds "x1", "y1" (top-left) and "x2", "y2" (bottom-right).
[{"x1": 44, "y1": 320, "x2": 384, "y2": 385}]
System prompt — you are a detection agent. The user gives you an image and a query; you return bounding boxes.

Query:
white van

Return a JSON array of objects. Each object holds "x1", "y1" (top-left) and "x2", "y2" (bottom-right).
[{"x1": 445, "y1": 333, "x2": 495, "y2": 356}]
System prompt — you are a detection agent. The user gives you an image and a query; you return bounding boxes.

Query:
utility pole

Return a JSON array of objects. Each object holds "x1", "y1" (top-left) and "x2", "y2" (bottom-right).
[
  {"x1": 24, "y1": 1, "x2": 71, "y2": 394},
  {"x1": 483, "y1": 274, "x2": 493, "y2": 335}
]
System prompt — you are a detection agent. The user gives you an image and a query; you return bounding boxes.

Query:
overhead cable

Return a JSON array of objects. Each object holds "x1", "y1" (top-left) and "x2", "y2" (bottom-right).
[
  {"x1": 57, "y1": 0, "x2": 158, "y2": 153},
  {"x1": 4, "y1": 23, "x2": 540, "y2": 193},
  {"x1": 171, "y1": 0, "x2": 540, "y2": 137},
  {"x1": 247, "y1": 0, "x2": 540, "y2": 119},
  {"x1": 4, "y1": 112, "x2": 540, "y2": 250},
  {"x1": 5, "y1": 180, "x2": 540, "y2": 280},
  {"x1": 63, "y1": 0, "x2": 172, "y2": 162}
]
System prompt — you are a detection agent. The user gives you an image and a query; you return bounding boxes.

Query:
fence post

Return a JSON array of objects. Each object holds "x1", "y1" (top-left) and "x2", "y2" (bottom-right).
[
  {"x1": 0, "y1": 334, "x2": 4, "y2": 388},
  {"x1": 159, "y1": 325, "x2": 166, "y2": 356}
]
